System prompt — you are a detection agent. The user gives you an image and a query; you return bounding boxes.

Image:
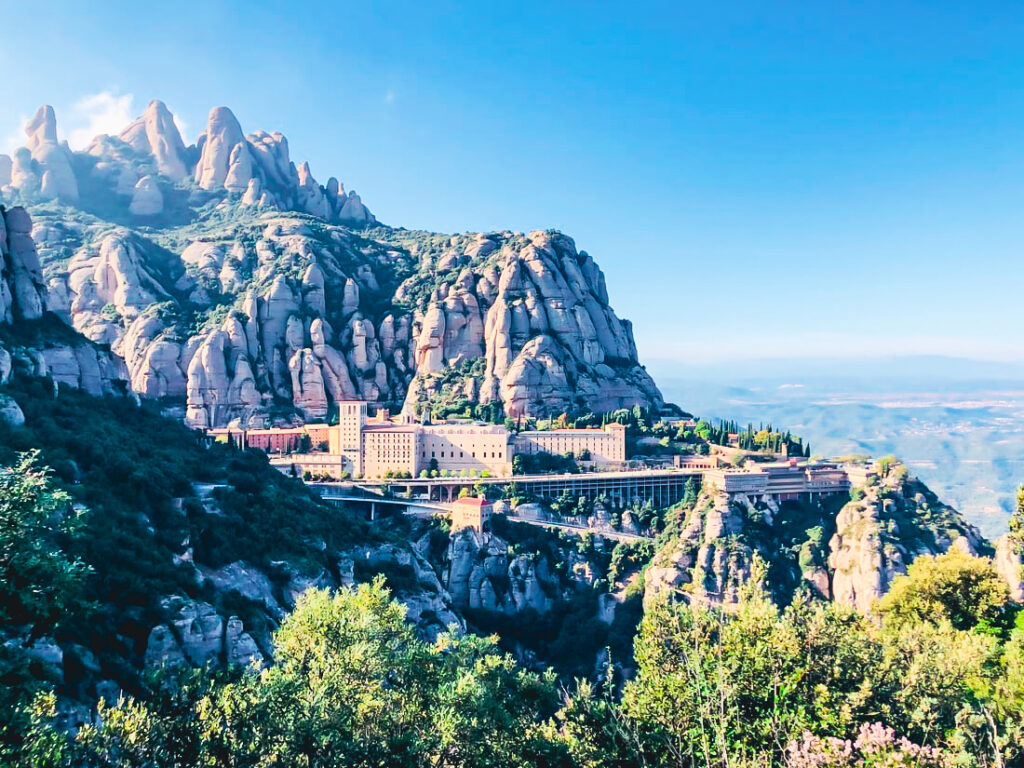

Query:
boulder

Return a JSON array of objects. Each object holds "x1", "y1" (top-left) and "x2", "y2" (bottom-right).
[{"x1": 0, "y1": 394, "x2": 24, "y2": 427}]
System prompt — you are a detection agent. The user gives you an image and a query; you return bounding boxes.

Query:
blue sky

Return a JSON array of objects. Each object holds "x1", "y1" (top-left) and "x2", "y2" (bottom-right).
[{"x1": 3, "y1": 1, "x2": 1023, "y2": 365}]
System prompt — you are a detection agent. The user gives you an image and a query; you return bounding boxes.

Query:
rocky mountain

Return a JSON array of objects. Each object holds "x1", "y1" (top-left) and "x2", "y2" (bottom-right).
[
  {"x1": 0, "y1": 210, "x2": 466, "y2": 714},
  {"x1": 0, "y1": 204, "x2": 128, "y2": 395},
  {"x1": 1, "y1": 102, "x2": 662, "y2": 427},
  {"x1": 0, "y1": 371, "x2": 462, "y2": 723},
  {"x1": 644, "y1": 460, "x2": 995, "y2": 611},
  {"x1": 414, "y1": 512, "x2": 644, "y2": 677}
]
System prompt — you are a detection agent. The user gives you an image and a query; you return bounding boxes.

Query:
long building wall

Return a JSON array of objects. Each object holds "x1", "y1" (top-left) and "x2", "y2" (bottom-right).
[
  {"x1": 418, "y1": 424, "x2": 511, "y2": 477},
  {"x1": 514, "y1": 425, "x2": 626, "y2": 466}
]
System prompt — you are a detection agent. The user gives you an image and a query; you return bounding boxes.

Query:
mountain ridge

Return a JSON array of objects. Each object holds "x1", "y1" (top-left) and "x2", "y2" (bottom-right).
[{"x1": 1, "y1": 101, "x2": 663, "y2": 426}]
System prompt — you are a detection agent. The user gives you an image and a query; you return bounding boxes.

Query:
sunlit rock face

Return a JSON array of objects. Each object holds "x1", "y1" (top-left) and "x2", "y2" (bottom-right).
[
  {"x1": 2, "y1": 99, "x2": 659, "y2": 426},
  {"x1": 643, "y1": 465, "x2": 986, "y2": 614},
  {"x1": 0, "y1": 206, "x2": 128, "y2": 393}
]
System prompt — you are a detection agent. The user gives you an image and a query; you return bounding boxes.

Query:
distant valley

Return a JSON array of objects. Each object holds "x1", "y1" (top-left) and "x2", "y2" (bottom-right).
[{"x1": 651, "y1": 356, "x2": 1024, "y2": 538}]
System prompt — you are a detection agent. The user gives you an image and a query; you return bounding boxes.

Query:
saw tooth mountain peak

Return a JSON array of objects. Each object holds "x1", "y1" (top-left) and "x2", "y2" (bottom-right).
[{"x1": 0, "y1": 101, "x2": 662, "y2": 426}]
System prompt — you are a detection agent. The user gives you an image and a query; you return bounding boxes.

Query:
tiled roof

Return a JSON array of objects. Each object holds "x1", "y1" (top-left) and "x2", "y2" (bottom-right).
[{"x1": 452, "y1": 496, "x2": 491, "y2": 508}]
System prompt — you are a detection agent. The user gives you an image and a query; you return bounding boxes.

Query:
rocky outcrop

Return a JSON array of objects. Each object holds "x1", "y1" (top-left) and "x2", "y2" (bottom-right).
[
  {"x1": 645, "y1": 491, "x2": 753, "y2": 607},
  {"x1": 434, "y1": 527, "x2": 594, "y2": 617},
  {"x1": 644, "y1": 463, "x2": 986, "y2": 613},
  {"x1": 2, "y1": 101, "x2": 376, "y2": 227},
  {"x1": 0, "y1": 205, "x2": 47, "y2": 321},
  {"x1": 995, "y1": 535, "x2": 1023, "y2": 602},
  {"x1": 144, "y1": 598, "x2": 264, "y2": 669},
  {"x1": 828, "y1": 471, "x2": 983, "y2": 613},
  {"x1": 188, "y1": 106, "x2": 377, "y2": 224},
  {"x1": 402, "y1": 230, "x2": 662, "y2": 419},
  {"x1": 21, "y1": 214, "x2": 660, "y2": 427},
  {"x1": 358, "y1": 543, "x2": 463, "y2": 638},
  {"x1": 20, "y1": 106, "x2": 79, "y2": 202},
  {"x1": 6, "y1": 100, "x2": 657, "y2": 426},
  {"x1": 0, "y1": 206, "x2": 129, "y2": 394},
  {"x1": 119, "y1": 100, "x2": 188, "y2": 182}
]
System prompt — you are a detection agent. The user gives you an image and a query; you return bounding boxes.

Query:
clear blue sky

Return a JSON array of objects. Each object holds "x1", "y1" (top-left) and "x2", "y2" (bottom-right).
[{"x1": 3, "y1": 1, "x2": 1023, "y2": 365}]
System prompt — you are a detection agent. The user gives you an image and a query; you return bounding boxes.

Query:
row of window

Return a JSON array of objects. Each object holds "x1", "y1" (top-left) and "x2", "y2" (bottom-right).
[{"x1": 422, "y1": 450, "x2": 504, "y2": 459}]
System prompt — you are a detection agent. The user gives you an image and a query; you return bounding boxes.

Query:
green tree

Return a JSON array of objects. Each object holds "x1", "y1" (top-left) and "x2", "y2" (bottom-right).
[
  {"x1": 84, "y1": 580, "x2": 560, "y2": 767},
  {"x1": 876, "y1": 550, "x2": 1011, "y2": 631},
  {"x1": 0, "y1": 452, "x2": 91, "y2": 763},
  {"x1": 0, "y1": 451, "x2": 90, "y2": 635},
  {"x1": 1009, "y1": 485, "x2": 1024, "y2": 553}
]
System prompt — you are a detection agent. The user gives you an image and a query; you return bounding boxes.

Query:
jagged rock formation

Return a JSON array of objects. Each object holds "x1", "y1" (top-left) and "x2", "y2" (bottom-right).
[
  {"x1": 5, "y1": 106, "x2": 81, "y2": 202},
  {"x1": 645, "y1": 462, "x2": 987, "y2": 612},
  {"x1": 402, "y1": 230, "x2": 661, "y2": 418},
  {"x1": 827, "y1": 468, "x2": 985, "y2": 611},
  {"x1": 426, "y1": 521, "x2": 600, "y2": 618},
  {"x1": 1, "y1": 101, "x2": 660, "y2": 426},
  {"x1": 645, "y1": 490, "x2": 754, "y2": 607},
  {"x1": 0, "y1": 205, "x2": 46, "y2": 322},
  {"x1": 141, "y1": 545, "x2": 463, "y2": 674},
  {"x1": 119, "y1": 100, "x2": 189, "y2": 182},
  {"x1": 3, "y1": 102, "x2": 375, "y2": 226},
  {"x1": 0, "y1": 205, "x2": 128, "y2": 393}
]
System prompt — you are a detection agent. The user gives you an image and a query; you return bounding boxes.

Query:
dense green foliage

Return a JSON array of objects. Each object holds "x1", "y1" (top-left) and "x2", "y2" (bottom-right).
[
  {"x1": 695, "y1": 418, "x2": 810, "y2": 457},
  {"x1": 0, "y1": 377, "x2": 378, "y2": 704},
  {"x1": 617, "y1": 559, "x2": 1024, "y2": 767},
  {"x1": 1, "y1": 378, "x2": 1022, "y2": 767},
  {"x1": 0, "y1": 453, "x2": 91, "y2": 763},
  {"x1": 74, "y1": 581, "x2": 562, "y2": 768},
  {"x1": 8, "y1": 556, "x2": 1023, "y2": 767}
]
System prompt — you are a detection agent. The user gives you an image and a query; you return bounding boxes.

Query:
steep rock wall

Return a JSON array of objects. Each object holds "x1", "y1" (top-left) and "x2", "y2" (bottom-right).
[
  {"x1": 0, "y1": 205, "x2": 128, "y2": 393},
  {"x1": 644, "y1": 463, "x2": 987, "y2": 612},
  {"x1": 3, "y1": 101, "x2": 660, "y2": 426}
]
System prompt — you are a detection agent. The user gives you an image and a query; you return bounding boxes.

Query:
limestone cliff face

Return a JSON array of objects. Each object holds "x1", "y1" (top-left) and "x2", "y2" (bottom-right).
[
  {"x1": 827, "y1": 470, "x2": 985, "y2": 612},
  {"x1": 142, "y1": 543, "x2": 463, "y2": 675},
  {"x1": 426, "y1": 522, "x2": 600, "y2": 618},
  {"x1": 400, "y1": 230, "x2": 662, "y2": 418},
  {"x1": 0, "y1": 205, "x2": 127, "y2": 393},
  {"x1": 644, "y1": 491, "x2": 754, "y2": 607},
  {"x1": 995, "y1": 535, "x2": 1024, "y2": 602},
  {"x1": 2, "y1": 101, "x2": 660, "y2": 426},
  {"x1": 644, "y1": 464, "x2": 987, "y2": 613}
]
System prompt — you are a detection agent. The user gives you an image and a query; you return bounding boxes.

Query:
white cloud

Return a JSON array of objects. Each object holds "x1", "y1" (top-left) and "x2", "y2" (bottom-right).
[
  {"x1": 1, "y1": 113, "x2": 29, "y2": 155},
  {"x1": 172, "y1": 113, "x2": 189, "y2": 142},
  {"x1": 65, "y1": 91, "x2": 136, "y2": 150}
]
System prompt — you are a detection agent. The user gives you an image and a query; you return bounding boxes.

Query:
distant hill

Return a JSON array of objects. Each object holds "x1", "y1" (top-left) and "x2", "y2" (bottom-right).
[{"x1": 651, "y1": 356, "x2": 1024, "y2": 537}]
